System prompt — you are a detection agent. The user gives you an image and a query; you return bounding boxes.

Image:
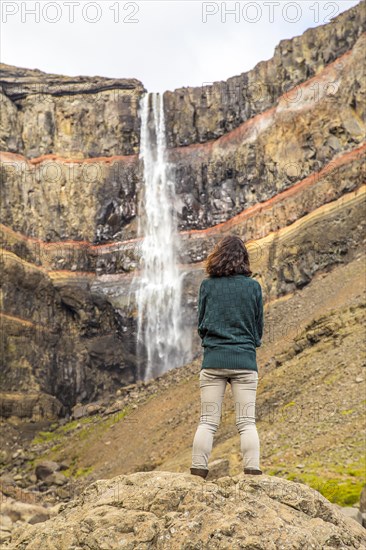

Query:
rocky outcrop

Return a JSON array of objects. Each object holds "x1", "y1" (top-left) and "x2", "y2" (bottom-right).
[
  {"x1": 0, "y1": 64, "x2": 146, "y2": 158},
  {"x1": 1, "y1": 1, "x2": 365, "y2": 158},
  {"x1": 164, "y1": 0, "x2": 366, "y2": 146},
  {"x1": 1, "y1": 30, "x2": 365, "y2": 242},
  {"x1": 0, "y1": 393, "x2": 62, "y2": 421},
  {"x1": 0, "y1": 1, "x2": 365, "y2": 414},
  {"x1": 168, "y1": 32, "x2": 366, "y2": 230},
  {"x1": 4, "y1": 471, "x2": 366, "y2": 549},
  {"x1": 0, "y1": 151, "x2": 139, "y2": 242},
  {"x1": 0, "y1": 251, "x2": 135, "y2": 413}
]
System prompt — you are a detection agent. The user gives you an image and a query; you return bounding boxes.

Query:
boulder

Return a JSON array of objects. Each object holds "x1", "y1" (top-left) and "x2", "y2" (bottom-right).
[
  {"x1": 42, "y1": 472, "x2": 68, "y2": 487},
  {"x1": 5, "y1": 471, "x2": 366, "y2": 549},
  {"x1": 72, "y1": 402, "x2": 103, "y2": 420},
  {"x1": 34, "y1": 461, "x2": 60, "y2": 481}
]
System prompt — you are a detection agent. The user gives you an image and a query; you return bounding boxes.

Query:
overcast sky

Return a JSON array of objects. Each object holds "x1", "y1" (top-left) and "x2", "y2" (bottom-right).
[{"x1": 1, "y1": 1, "x2": 362, "y2": 93}]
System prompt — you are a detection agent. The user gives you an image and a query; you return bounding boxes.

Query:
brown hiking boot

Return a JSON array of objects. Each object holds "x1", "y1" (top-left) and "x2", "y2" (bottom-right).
[
  {"x1": 244, "y1": 468, "x2": 263, "y2": 475},
  {"x1": 190, "y1": 467, "x2": 209, "y2": 479}
]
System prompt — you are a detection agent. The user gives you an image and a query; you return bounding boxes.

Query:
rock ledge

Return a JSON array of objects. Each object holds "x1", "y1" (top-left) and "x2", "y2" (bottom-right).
[{"x1": 5, "y1": 471, "x2": 366, "y2": 549}]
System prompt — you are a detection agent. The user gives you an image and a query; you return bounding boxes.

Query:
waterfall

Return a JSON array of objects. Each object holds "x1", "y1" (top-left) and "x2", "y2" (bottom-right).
[{"x1": 131, "y1": 92, "x2": 189, "y2": 382}]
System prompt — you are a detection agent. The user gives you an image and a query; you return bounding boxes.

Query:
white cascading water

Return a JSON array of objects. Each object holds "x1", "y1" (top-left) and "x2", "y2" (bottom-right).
[{"x1": 132, "y1": 92, "x2": 189, "y2": 382}]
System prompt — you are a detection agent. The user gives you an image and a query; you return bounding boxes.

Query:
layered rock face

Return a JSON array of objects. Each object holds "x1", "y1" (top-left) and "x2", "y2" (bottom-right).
[
  {"x1": 0, "y1": 66, "x2": 145, "y2": 158},
  {"x1": 0, "y1": 1, "x2": 365, "y2": 414},
  {"x1": 164, "y1": 2, "x2": 366, "y2": 147}
]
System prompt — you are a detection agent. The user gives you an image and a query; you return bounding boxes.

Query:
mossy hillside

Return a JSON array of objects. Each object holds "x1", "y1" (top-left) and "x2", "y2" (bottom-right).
[
  {"x1": 29, "y1": 406, "x2": 133, "y2": 477},
  {"x1": 265, "y1": 448, "x2": 365, "y2": 506}
]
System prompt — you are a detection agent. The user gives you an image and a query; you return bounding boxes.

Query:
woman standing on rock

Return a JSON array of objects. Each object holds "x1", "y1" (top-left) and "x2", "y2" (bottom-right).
[{"x1": 190, "y1": 235, "x2": 264, "y2": 480}]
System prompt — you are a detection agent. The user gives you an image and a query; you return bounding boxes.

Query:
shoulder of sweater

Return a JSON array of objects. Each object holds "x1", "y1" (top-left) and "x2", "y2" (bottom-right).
[
  {"x1": 204, "y1": 276, "x2": 260, "y2": 287},
  {"x1": 237, "y1": 276, "x2": 262, "y2": 293},
  {"x1": 250, "y1": 278, "x2": 262, "y2": 293},
  {"x1": 200, "y1": 278, "x2": 210, "y2": 291},
  {"x1": 236, "y1": 275, "x2": 260, "y2": 285},
  {"x1": 202, "y1": 275, "x2": 259, "y2": 282}
]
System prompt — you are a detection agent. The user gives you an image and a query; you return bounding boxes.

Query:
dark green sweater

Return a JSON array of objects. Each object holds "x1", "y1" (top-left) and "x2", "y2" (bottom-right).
[{"x1": 197, "y1": 274, "x2": 264, "y2": 371}]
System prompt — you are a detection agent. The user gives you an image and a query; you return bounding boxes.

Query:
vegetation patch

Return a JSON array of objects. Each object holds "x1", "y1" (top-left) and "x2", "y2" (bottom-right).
[
  {"x1": 267, "y1": 457, "x2": 365, "y2": 506},
  {"x1": 28, "y1": 406, "x2": 135, "y2": 475}
]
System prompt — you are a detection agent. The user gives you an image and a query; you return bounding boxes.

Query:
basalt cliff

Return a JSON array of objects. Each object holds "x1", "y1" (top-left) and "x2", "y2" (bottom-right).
[{"x1": 1, "y1": 2, "x2": 365, "y2": 417}]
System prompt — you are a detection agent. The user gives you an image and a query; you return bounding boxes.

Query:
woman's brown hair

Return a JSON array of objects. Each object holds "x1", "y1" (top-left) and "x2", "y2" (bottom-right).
[{"x1": 205, "y1": 235, "x2": 252, "y2": 278}]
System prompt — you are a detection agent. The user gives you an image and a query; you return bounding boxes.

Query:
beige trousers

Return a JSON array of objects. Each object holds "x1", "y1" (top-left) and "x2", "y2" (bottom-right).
[{"x1": 191, "y1": 368, "x2": 260, "y2": 471}]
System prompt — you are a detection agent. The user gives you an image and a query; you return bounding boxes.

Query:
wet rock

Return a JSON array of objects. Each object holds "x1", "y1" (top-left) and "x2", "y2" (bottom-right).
[{"x1": 0, "y1": 393, "x2": 62, "y2": 421}]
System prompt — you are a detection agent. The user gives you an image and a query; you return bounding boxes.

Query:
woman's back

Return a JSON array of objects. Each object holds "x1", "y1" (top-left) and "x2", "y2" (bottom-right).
[{"x1": 198, "y1": 274, "x2": 264, "y2": 371}]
